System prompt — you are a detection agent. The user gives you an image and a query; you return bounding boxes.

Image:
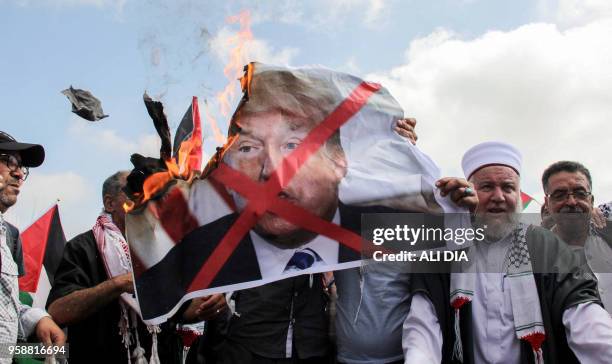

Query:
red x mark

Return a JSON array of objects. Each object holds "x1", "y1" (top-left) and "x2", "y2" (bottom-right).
[{"x1": 187, "y1": 81, "x2": 381, "y2": 292}]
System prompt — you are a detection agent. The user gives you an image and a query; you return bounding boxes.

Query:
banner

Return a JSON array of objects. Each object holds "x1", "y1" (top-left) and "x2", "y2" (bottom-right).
[{"x1": 127, "y1": 63, "x2": 467, "y2": 324}]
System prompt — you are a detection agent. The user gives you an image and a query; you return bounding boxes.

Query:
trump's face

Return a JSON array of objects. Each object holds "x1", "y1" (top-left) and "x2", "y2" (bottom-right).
[{"x1": 225, "y1": 110, "x2": 347, "y2": 247}]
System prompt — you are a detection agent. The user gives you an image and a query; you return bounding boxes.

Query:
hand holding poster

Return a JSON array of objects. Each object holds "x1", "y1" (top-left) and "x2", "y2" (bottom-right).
[{"x1": 126, "y1": 62, "x2": 465, "y2": 324}]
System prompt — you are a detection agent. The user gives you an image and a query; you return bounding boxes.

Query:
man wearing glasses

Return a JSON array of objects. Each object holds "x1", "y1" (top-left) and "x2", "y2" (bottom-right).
[
  {"x1": 0, "y1": 131, "x2": 65, "y2": 363},
  {"x1": 542, "y1": 161, "x2": 612, "y2": 314}
]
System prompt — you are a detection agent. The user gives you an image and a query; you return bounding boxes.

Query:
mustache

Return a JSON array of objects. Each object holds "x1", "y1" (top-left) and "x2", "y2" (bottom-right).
[
  {"x1": 2, "y1": 176, "x2": 20, "y2": 186},
  {"x1": 558, "y1": 205, "x2": 588, "y2": 213}
]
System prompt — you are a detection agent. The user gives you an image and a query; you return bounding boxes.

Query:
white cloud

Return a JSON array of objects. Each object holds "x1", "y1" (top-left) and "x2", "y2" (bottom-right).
[
  {"x1": 343, "y1": 56, "x2": 362, "y2": 75},
  {"x1": 538, "y1": 0, "x2": 612, "y2": 28},
  {"x1": 68, "y1": 120, "x2": 161, "y2": 157},
  {"x1": 4, "y1": 171, "x2": 97, "y2": 239},
  {"x1": 210, "y1": 27, "x2": 299, "y2": 67},
  {"x1": 368, "y1": 18, "x2": 612, "y2": 202},
  {"x1": 249, "y1": 0, "x2": 391, "y2": 30},
  {"x1": 364, "y1": 0, "x2": 387, "y2": 26}
]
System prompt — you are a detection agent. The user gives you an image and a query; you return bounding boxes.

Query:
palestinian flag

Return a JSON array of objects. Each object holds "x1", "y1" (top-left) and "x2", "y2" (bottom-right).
[
  {"x1": 18, "y1": 204, "x2": 66, "y2": 309},
  {"x1": 521, "y1": 191, "x2": 536, "y2": 210},
  {"x1": 172, "y1": 96, "x2": 203, "y2": 173}
]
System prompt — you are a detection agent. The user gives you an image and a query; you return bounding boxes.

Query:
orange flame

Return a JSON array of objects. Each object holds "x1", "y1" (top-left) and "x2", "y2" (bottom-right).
[
  {"x1": 203, "y1": 10, "x2": 253, "y2": 146},
  {"x1": 124, "y1": 137, "x2": 201, "y2": 213},
  {"x1": 204, "y1": 100, "x2": 227, "y2": 145},
  {"x1": 125, "y1": 11, "x2": 254, "y2": 212},
  {"x1": 217, "y1": 10, "x2": 253, "y2": 117},
  {"x1": 240, "y1": 62, "x2": 254, "y2": 96}
]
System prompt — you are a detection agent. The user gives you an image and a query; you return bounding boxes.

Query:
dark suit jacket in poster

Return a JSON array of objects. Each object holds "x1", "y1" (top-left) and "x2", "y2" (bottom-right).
[{"x1": 136, "y1": 202, "x2": 403, "y2": 320}]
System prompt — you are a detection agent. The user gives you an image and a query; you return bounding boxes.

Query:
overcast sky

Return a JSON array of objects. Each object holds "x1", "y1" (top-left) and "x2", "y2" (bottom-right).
[{"x1": 2, "y1": 0, "x2": 611, "y2": 238}]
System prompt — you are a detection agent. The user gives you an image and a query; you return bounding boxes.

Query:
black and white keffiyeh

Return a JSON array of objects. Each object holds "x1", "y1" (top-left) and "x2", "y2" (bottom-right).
[{"x1": 450, "y1": 223, "x2": 546, "y2": 364}]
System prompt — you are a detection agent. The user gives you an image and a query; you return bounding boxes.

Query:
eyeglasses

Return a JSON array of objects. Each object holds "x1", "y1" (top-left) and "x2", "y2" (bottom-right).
[
  {"x1": 547, "y1": 189, "x2": 591, "y2": 202},
  {"x1": 0, "y1": 154, "x2": 29, "y2": 181}
]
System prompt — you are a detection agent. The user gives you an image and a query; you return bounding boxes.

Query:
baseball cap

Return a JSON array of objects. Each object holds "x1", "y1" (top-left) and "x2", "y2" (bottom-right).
[{"x1": 0, "y1": 131, "x2": 45, "y2": 167}]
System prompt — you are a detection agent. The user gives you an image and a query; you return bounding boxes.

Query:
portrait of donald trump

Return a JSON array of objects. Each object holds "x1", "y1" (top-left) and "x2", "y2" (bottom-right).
[{"x1": 128, "y1": 63, "x2": 454, "y2": 323}]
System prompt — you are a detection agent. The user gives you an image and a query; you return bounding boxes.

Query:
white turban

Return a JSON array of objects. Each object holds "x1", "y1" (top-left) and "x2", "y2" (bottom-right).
[{"x1": 461, "y1": 141, "x2": 522, "y2": 179}]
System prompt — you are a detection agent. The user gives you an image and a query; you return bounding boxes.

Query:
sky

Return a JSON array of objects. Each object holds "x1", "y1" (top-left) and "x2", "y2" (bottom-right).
[{"x1": 2, "y1": 0, "x2": 611, "y2": 239}]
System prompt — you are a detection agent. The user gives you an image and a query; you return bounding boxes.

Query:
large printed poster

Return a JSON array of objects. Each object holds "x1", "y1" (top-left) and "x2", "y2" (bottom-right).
[{"x1": 126, "y1": 63, "x2": 463, "y2": 324}]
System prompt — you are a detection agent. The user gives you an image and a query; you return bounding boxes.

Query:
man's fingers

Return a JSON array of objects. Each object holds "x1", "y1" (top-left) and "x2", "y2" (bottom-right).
[
  {"x1": 437, "y1": 178, "x2": 471, "y2": 197},
  {"x1": 198, "y1": 300, "x2": 228, "y2": 320},
  {"x1": 197, "y1": 296, "x2": 216, "y2": 310},
  {"x1": 450, "y1": 187, "x2": 470, "y2": 202},
  {"x1": 398, "y1": 118, "x2": 417, "y2": 127},
  {"x1": 51, "y1": 327, "x2": 66, "y2": 345},
  {"x1": 405, "y1": 118, "x2": 417, "y2": 127},
  {"x1": 197, "y1": 294, "x2": 226, "y2": 313},
  {"x1": 435, "y1": 177, "x2": 453, "y2": 187},
  {"x1": 394, "y1": 127, "x2": 417, "y2": 142},
  {"x1": 200, "y1": 301, "x2": 226, "y2": 317},
  {"x1": 36, "y1": 319, "x2": 53, "y2": 346},
  {"x1": 41, "y1": 332, "x2": 52, "y2": 346}
]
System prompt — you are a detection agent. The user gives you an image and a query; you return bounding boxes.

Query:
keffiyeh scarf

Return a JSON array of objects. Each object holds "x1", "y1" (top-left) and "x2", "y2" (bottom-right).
[
  {"x1": 93, "y1": 211, "x2": 160, "y2": 364},
  {"x1": 450, "y1": 223, "x2": 545, "y2": 364}
]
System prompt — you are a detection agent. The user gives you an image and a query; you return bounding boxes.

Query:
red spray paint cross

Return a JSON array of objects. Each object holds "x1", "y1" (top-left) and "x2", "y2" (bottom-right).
[{"x1": 187, "y1": 81, "x2": 381, "y2": 292}]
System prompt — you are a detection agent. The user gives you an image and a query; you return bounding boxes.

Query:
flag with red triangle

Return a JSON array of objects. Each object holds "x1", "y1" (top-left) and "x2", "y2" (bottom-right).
[
  {"x1": 172, "y1": 96, "x2": 203, "y2": 173},
  {"x1": 18, "y1": 204, "x2": 66, "y2": 309},
  {"x1": 521, "y1": 191, "x2": 536, "y2": 210}
]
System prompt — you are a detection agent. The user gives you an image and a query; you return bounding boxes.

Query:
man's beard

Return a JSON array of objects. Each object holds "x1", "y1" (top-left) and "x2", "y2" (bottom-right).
[
  {"x1": 475, "y1": 201, "x2": 522, "y2": 242},
  {"x1": 0, "y1": 194, "x2": 16, "y2": 211},
  {"x1": 0, "y1": 178, "x2": 19, "y2": 212}
]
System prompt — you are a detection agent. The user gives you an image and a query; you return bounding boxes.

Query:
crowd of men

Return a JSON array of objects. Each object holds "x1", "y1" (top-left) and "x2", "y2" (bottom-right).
[{"x1": 1, "y1": 73, "x2": 611, "y2": 364}]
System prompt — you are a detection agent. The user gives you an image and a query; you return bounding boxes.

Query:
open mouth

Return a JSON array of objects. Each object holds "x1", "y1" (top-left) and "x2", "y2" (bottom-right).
[{"x1": 487, "y1": 207, "x2": 506, "y2": 214}]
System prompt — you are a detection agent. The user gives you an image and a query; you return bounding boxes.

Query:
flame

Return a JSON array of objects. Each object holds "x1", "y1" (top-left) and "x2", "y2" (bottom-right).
[
  {"x1": 126, "y1": 10, "x2": 254, "y2": 213},
  {"x1": 240, "y1": 62, "x2": 254, "y2": 96},
  {"x1": 124, "y1": 136, "x2": 202, "y2": 213},
  {"x1": 123, "y1": 200, "x2": 135, "y2": 212},
  {"x1": 202, "y1": 133, "x2": 239, "y2": 177},
  {"x1": 142, "y1": 171, "x2": 174, "y2": 201},
  {"x1": 217, "y1": 10, "x2": 253, "y2": 118},
  {"x1": 203, "y1": 10, "x2": 253, "y2": 146},
  {"x1": 204, "y1": 100, "x2": 227, "y2": 145}
]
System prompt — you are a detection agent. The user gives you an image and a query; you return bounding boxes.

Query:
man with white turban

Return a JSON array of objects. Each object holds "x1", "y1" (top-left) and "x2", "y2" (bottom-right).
[{"x1": 403, "y1": 141, "x2": 612, "y2": 364}]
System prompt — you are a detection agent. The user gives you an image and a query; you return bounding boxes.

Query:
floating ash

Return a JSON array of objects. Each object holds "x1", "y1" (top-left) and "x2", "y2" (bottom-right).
[{"x1": 61, "y1": 86, "x2": 109, "y2": 121}]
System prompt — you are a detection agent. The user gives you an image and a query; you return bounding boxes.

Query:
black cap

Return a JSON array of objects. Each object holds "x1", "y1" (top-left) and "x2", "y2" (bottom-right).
[{"x1": 0, "y1": 131, "x2": 45, "y2": 167}]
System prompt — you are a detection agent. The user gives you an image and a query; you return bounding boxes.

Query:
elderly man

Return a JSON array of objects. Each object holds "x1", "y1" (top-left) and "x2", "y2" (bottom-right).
[
  {"x1": 0, "y1": 131, "x2": 65, "y2": 363},
  {"x1": 47, "y1": 171, "x2": 183, "y2": 363},
  {"x1": 403, "y1": 141, "x2": 612, "y2": 363},
  {"x1": 542, "y1": 161, "x2": 612, "y2": 313}
]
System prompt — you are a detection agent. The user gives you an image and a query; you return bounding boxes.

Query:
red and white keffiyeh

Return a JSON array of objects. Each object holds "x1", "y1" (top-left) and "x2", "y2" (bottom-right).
[{"x1": 93, "y1": 211, "x2": 160, "y2": 364}]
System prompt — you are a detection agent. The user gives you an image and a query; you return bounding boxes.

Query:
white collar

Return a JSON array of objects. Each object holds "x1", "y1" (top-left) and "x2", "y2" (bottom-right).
[{"x1": 250, "y1": 209, "x2": 340, "y2": 279}]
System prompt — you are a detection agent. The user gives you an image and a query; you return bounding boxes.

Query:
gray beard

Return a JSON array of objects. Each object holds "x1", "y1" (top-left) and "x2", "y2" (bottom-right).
[{"x1": 476, "y1": 212, "x2": 520, "y2": 242}]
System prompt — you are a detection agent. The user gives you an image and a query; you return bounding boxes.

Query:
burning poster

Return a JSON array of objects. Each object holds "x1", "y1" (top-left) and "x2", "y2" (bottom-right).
[{"x1": 126, "y1": 62, "x2": 465, "y2": 324}]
